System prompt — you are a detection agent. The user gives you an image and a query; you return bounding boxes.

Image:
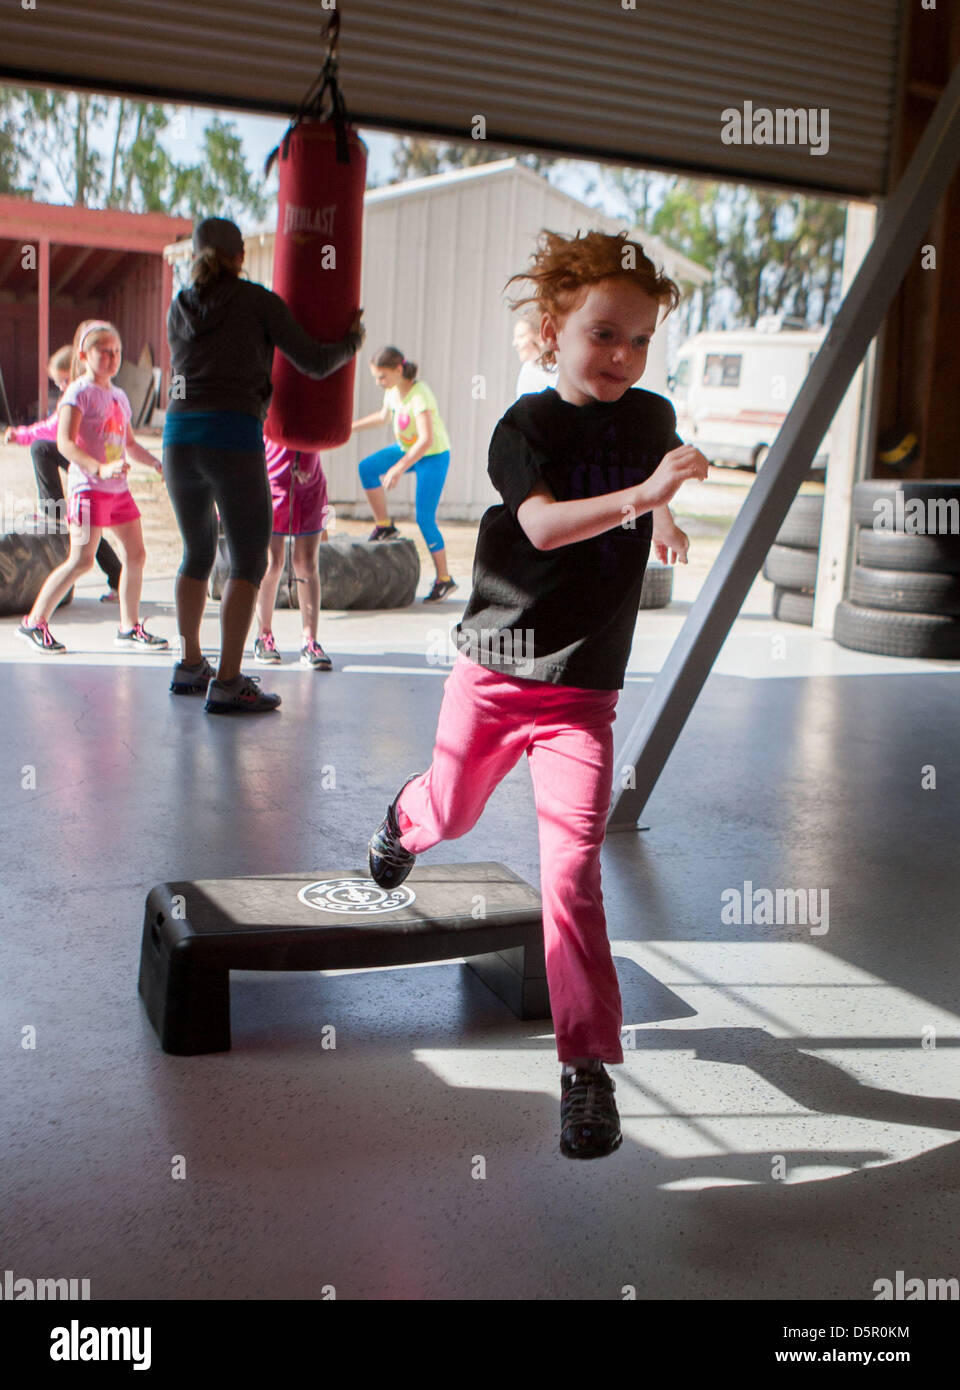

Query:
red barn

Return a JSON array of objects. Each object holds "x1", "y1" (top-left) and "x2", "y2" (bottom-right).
[{"x1": 0, "y1": 196, "x2": 192, "y2": 424}]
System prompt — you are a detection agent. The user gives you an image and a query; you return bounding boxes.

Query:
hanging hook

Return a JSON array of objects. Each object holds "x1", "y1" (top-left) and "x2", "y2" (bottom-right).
[
  {"x1": 263, "y1": 9, "x2": 349, "y2": 176},
  {"x1": 323, "y1": 11, "x2": 341, "y2": 69}
]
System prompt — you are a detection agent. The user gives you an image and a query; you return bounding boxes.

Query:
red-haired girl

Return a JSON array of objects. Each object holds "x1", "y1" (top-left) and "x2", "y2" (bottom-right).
[{"x1": 368, "y1": 230, "x2": 708, "y2": 1160}]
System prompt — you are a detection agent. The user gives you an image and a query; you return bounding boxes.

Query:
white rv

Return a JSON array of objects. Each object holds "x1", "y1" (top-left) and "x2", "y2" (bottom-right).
[{"x1": 667, "y1": 319, "x2": 830, "y2": 470}]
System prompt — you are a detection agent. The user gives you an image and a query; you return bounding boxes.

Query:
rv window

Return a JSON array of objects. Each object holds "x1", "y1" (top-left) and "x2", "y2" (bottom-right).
[
  {"x1": 703, "y1": 354, "x2": 741, "y2": 388},
  {"x1": 674, "y1": 359, "x2": 690, "y2": 388}
]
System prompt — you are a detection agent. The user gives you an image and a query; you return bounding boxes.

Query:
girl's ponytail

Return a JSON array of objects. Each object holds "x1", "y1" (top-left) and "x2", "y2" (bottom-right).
[
  {"x1": 373, "y1": 345, "x2": 417, "y2": 380},
  {"x1": 191, "y1": 246, "x2": 241, "y2": 295}
]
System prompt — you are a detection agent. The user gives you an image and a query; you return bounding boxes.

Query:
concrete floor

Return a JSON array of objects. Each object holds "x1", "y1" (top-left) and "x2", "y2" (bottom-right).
[{"x1": 1, "y1": 574, "x2": 959, "y2": 1301}]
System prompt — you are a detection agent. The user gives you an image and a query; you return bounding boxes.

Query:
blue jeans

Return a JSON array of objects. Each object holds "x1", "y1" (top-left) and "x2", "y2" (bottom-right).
[{"x1": 358, "y1": 445, "x2": 450, "y2": 552}]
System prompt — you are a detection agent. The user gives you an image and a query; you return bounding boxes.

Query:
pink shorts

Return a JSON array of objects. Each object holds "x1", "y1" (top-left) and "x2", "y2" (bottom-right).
[
  {"x1": 68, "y1": 489, "x2": 141, "y2": 529},
  {"x1": 270, "y1": 473, "x2": 330, "y2": 536}
]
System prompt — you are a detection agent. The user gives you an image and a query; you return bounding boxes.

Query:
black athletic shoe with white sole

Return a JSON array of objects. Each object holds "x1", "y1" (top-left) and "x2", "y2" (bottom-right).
[
  {"x1": 422, "y1": 577, "x2": 458, "y2": 602},
  {"x1": 368, "y1": 775, "x2": 420, "y2": 888},
  {"x1": 560, "y1": 1064, "x2": 622, "y2": 1160}
]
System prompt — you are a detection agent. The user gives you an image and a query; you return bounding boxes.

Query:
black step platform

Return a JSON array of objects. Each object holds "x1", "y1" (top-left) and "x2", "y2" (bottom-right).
[{"x1": 139, "y1": 863, "x2": 551, "y2": 1054}]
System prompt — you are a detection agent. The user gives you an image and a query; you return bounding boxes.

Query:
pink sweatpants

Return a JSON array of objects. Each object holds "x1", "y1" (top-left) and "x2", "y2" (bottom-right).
[{"x1": 396, "y1": 652, "x2": 624, "y2": 1064}]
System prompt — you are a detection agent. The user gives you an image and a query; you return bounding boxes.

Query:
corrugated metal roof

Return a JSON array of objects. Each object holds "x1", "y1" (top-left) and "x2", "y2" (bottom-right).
[{"x1": 2, "y1": 0, "x2": 903, "y2": 198}]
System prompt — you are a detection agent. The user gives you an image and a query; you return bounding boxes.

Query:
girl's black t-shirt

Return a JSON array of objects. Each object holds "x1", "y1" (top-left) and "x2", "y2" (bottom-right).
[{"x1": 454, "y1": 386, "x2": 683, "y2": 691}]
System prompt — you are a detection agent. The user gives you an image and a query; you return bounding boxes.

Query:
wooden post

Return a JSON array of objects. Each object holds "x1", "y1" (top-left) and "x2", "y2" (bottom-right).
[
  {"x1": 37, "y1": 237, "x2": 50, "y2": 418},
  {"x1": 159, "y1": 253, "x2": 173, "y2": 404}
]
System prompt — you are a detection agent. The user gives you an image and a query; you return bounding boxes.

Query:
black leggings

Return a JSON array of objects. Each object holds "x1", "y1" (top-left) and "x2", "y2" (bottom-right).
[
  {"x1": 31, "y1": 440, "x2": 122, "y2": 587},
  {"x1": 163, "y1": 443, "x2": 272, "y2": 587}
]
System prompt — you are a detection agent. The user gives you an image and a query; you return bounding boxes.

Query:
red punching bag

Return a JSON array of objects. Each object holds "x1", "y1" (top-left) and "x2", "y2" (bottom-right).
[{"x1": 265, "y1": 49, "x2": 366, "y2": 450}]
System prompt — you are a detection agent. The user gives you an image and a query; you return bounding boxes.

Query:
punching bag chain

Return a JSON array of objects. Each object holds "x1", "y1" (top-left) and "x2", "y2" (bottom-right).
[{"x1": 265, "y1": 12, "x2": 350, "y2": 176}]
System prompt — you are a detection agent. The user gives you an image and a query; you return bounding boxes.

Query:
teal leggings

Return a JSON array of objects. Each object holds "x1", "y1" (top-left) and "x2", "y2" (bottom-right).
[{"x1": 359, "y1": 445, "x2": 450, "y2": 552}]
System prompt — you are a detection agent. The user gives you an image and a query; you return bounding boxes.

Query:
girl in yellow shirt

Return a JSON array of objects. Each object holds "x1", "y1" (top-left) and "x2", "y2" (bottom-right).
[{"x1": 352, "y1": 346, "x2": 456, "y2": 602}]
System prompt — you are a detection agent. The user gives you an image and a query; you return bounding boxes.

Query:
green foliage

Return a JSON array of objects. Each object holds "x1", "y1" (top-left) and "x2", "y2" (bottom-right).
[
  {"x1": 105, "y1": 102, "x2": 174, "y2": 211},
  {"x1": 0, "y1": 86, "x2": 30, "y2": 195},
  {"x1": 172, "y1": 117, "x2": 267, "y2": 223},
  {"x1": 650, "y1": 180, "x2": 844, "y2": 329},
  {"x1": 16, "y1": 89, "x2": 110, "y2": 206},
  {"x1": 0, "y1": 85, "x2": 266, "y2": 222}
]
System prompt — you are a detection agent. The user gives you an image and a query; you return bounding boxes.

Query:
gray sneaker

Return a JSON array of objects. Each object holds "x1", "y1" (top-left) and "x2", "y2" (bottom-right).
[
  {"x1": 170, "y1": 656, "x2": 216, "y2": 695},
  {"x1": 204, "y1": 673, "x2": 281, "y2": 714},
  {"x1": 116, "y1": 622, "x2": 169, "y2": 651},
  {"x1": 16, "y1": 617, "x2": 66, "y2": 654},
  {"x1": 300, "y1": 640, "x2": 332, "y2": 670},
  {"x1": 254, "y1": 633, "x2": 282, "y2": 665}
]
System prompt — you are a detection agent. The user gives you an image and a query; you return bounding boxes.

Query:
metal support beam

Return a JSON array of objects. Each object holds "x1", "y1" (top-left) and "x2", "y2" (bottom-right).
[
  {"x1": 813, "y1": 203, "x2": 879, "y2": 635},
  {"x1": 607, "y1": 60, "x2": 960, "y2": 831}
]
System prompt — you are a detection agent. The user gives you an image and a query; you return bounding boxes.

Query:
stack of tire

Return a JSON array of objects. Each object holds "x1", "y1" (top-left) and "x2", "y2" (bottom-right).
[
  {"x1": 763, "y1": 493, "x2": 823, "y2": 625},
  {"x1": 638, "y1": 561, "x2": 673, "y2": 609},
  {"x1": 835, "y1": 479, "x2": 960, "y2": 658}
]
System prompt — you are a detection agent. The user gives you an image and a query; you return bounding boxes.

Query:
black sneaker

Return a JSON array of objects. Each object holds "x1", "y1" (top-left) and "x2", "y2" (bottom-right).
[
  {"x1": 368, "y1": 775, "x2": 420, "y2": 888},
  {"x1": 368, "y1": 523, "x2": 401, "y2": 542},
  {"x1": 559, "y1": 1065, "x2": 622, "y2": 1160},
  {"x1": 423, "y1": 577, "x2": 458, "y2": 602},
  {"x1": 16, "y1": 617, "x2": 66, "y2": 653}
]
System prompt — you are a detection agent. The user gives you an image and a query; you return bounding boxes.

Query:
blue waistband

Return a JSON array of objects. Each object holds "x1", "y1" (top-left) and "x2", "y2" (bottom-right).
[{"x1": 163, "y1": 411, "x2": 263, "y2": 450}]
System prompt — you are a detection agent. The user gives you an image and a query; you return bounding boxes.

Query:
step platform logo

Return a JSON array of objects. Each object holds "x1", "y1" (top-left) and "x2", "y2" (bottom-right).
[{"x1": 298, "y1": 878, "x2": 415, "y2": 914}]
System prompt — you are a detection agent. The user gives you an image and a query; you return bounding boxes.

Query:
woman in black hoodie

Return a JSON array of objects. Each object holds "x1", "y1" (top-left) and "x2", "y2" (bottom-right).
[{"x1": 164, "y1": 216, "x2": 364, "y2": 713}]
